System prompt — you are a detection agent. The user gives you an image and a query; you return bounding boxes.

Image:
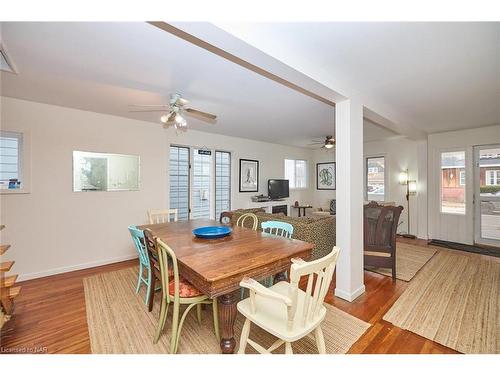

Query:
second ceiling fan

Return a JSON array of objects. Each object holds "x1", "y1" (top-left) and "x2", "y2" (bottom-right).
[{"x1": 309, "y1": 135, "x2": 335, "y2": 150}]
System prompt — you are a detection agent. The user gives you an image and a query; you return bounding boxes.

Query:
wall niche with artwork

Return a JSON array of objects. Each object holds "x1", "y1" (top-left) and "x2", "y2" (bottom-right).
[{"x1": 316, "y1": 162, "x2": 336, "y2": 190}]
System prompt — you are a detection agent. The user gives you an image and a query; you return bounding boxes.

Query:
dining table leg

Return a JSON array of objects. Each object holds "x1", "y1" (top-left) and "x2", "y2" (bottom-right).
[{"x1": 219, "y1": 292, "x2": 237, "y2": 354}]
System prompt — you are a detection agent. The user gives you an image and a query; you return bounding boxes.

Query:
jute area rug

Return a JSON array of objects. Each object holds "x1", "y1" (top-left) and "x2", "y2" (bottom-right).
[
  {"x1": 83, "y1": 267, "x2": 370, "y2": 354},
  {"x1": 384, "y1": 250, "x2": 500, "y2": 353},
  {"x1": 365, "y1": 242, "x2": 438, "y2": 281}
]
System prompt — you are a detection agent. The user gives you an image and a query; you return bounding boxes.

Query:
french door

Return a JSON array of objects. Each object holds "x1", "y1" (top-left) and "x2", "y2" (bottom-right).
[
  {"x1": 169, "y1": 145, "x2": 231, "y2": 221},
  {"x1": 473, "y1": 145, "x2": 500, "y2": 247}
]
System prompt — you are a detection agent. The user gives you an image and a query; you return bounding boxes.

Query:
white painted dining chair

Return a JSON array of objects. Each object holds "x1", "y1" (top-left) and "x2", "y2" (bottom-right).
[
  {"x1": 237, "y1": 246, "x2": 341, "y2": 354},
  {"x1": 148, "y1": 209, "x2": 178, "y2": 224}
]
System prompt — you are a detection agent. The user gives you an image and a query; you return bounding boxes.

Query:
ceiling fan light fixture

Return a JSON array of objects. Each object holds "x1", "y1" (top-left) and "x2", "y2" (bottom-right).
[
  {"x1": 324, "y1": 143, "x2": 334, "y2": 149},
  {"x1": 175, "y1": 113, "x2": 184, "y2": 124},
  {"x1": 160, "y1": 114, "x2": 170, "y2": 123}
]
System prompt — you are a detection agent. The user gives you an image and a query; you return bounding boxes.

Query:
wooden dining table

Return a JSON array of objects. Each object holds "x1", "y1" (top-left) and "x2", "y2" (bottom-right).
[{"x1": 137, "y1": 219, "x2": 314, "y2": 354}]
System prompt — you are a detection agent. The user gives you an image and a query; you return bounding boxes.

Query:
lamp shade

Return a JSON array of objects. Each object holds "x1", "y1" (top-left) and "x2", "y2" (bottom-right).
[{"x1": 408, "y1": 180, "x2": 417, "y2": 195}]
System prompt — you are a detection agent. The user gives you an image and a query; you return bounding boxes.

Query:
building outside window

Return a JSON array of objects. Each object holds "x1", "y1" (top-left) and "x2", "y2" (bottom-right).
[{"x1": 366, "y1": 156, "x2": 385, "y2": 201}]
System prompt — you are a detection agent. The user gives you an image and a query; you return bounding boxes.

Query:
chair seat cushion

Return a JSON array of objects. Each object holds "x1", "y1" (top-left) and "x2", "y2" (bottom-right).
[
  {"x1": 168, "y1": 277, "x2": 204, "y2": 298},
  {"x1": 237, "y1": 281, "x2": 325, "y2": 342}
]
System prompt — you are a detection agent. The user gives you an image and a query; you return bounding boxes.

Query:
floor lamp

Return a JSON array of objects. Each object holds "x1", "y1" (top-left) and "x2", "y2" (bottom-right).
[{"x1": 399, "y1": 169, "x2": 417, "y2": 239}]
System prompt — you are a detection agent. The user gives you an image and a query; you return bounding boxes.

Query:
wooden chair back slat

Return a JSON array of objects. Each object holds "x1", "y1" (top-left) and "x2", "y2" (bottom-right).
[
  {"x1": 363, "y1": 202, "x2": 403, "y2": 280},
  {"x1": 128, "y1": 226, "x2": 150, "y2": 267},
  {"x1": 148, "y1": 209, "x2": 179, "y2": 224},
  {"x1": 288, "y1": 247, "x2": 340, "y2": 330},
  {"x1": 236, "y1": 213, "x2": 259, "y2": 231},
  {"x1": 261, "y1": 221, "x2": 294, "y2": 239}
]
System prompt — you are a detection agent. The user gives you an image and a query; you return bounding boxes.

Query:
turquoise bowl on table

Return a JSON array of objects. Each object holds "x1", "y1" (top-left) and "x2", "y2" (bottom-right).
[{"x1": 192, "y1": 226, "x2": 232, "y2": 239}]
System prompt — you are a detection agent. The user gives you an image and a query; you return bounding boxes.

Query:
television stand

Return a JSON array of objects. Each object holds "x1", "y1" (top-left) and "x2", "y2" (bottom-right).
[{"x1": 246, "y1": 199, "x2": 293, "y2": 215}]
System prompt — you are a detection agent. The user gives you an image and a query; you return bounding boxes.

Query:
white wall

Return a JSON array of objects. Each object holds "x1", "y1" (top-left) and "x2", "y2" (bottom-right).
[
  {"x1": 428, "y1": 124, "x2": 500, "y2": 244},
  {"x1": 0, "y1": 97, "x2": 314, "y2": 280},
  {"x1": 311, "y1": 149, "x2": 336, "y2": 209},
  {"x1": 363, "y1": 137, "x2": 420, "y2": 236}
]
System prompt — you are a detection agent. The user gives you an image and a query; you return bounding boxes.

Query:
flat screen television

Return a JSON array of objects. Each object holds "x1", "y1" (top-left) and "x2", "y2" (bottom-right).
[{"x1": 268, "y1": 179, "x2": 290, "y2": 199}]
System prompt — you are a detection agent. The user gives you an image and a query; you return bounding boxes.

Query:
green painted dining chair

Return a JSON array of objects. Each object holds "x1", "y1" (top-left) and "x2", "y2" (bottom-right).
[
  {"x1": 128, "y1": 225, "x2": 153, "y2": 305},
  {"x1": 154, "y1": 238, "x2": 220, "y2": 353}
]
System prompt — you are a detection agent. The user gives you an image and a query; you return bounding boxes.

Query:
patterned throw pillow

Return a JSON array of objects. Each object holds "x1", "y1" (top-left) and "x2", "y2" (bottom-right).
[{"x1": 330, "y1": 199, "x2": 336, "y2": 215}]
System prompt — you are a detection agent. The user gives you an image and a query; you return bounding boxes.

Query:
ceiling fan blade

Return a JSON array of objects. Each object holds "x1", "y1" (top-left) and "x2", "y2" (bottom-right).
[
  {"x1": 185, "y1": 108, "x2": 217, "y2": 121},
  {"x1": 128, "y1": 104, "x2": 170, "y2": 107},
  {"x1": 177, "y1": 97, "x2": 189, "y2": 106},
  {"x1": 129, "y1": 109, "x2": 169, "y2": 112}
]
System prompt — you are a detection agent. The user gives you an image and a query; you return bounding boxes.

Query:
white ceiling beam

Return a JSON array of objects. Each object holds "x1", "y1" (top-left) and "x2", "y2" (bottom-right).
[{"x1": 153, "y1": 22, "x2": 426, "y2": 140}]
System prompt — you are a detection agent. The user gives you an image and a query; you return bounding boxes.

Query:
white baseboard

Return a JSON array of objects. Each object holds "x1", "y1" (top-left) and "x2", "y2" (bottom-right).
[
  {"x1": 334, "y1": 284, "x2": 366, "y2": 302},
  {"x1": 18, "y1": 253, "x2": 138, "y2": 282}
]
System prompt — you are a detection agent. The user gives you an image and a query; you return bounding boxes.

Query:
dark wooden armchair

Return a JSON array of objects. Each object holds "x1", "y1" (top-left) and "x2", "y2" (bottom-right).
[{"x1": 363, "y1": 201, "x2": 403, "y2": 280}]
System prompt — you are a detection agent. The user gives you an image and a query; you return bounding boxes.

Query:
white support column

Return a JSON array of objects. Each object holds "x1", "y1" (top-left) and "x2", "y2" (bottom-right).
[{"x1": 334, "y1": 99, "x2": 366, "y2": 302}]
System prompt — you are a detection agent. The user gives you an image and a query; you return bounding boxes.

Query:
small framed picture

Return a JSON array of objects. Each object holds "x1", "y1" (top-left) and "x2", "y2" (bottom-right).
[
  {"x1": 317, "y1": 162, "x2": 336, "y2": 190},
  {"x1": 239, "y1": 159, "x2": 259, "y2": 192}
]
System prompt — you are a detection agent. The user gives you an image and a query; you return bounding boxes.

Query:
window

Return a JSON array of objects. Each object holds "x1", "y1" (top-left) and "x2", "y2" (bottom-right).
[
  {"x1": 191, "y1": 149, "x2": 211, "y2": 219},
  {"x1": 440, "y1": 151, "x2": 465, "y2": 214},
  {"x1": 215, "y1": 151, "x2": 231, "y2": 221},
  {"x1": 459, "y1": 170, "x2": 466, "y2": 186},
  {"x1": 73, "y1": 151, "x2": 139, "y2": 192},
  {"x1": 366, "y1": 156, "x2": 385, "y2": 201},
  {"x1": 0, "y1": 131, "x2": 23, "y2": 190},
  {"x1": 486, "y1": 170, "x2": 500, "y2": 186},
  {"x1": 169, "y1": 146, "x2": 190, "y2": 221},
  {"x1": 284, "y1": 159, "x2": 307, "y2": 189}
]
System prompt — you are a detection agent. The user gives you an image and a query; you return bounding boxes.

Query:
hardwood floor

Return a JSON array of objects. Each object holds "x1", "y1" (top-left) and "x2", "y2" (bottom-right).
[{"x1": 0, "y1": 241, "x2": 458, "y2": 354}]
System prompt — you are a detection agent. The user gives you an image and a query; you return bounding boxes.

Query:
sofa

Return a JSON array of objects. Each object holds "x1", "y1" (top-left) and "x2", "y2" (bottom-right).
[
  {"x1": 230, "y1": 208, "x2": 336, "y2": 260},
  {"x1": 307, "y1": 199, "x2": 336, "y2": 219}
]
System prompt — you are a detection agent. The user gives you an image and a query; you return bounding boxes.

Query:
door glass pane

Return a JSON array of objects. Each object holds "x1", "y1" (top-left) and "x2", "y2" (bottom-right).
[
  {"x1": 366, "y1": 157, "x2": 385, "y2": 201},
  {"x1": 441, "y1": 151, "x2": 465, "y2": 214},
  {"x1": 169, "y1": 146, "x2": 190, "y2": 221},
  {"x1": 215, "y1": 151, "x2": 231, "y2": 221},
  {"x1": 479, "y1": 147, "x2": 500, "y2": 240},
  {"x1": 480, "y1": 203, "x2": 500, "y2": 240},
  {"x1": 192, "y1": 149, "x2": 211, "y2": 219},
  {"x1": 480, "y1": 148, "x2": 500, "y2": 195}
]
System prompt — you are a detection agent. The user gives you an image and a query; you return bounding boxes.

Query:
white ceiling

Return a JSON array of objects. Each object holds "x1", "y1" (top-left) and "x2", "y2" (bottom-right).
[
  {"x1": 0, "y1": 22, "x2": 400, "y2": 148},
  {"x1": 216, "y1": 22, "x2": 500, "y2": 134}
]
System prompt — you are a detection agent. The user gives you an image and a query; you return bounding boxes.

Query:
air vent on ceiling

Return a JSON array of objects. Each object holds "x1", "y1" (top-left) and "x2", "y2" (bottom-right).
[{"x1": 0, "y1": 44, "x2": 17, "y2": 74}]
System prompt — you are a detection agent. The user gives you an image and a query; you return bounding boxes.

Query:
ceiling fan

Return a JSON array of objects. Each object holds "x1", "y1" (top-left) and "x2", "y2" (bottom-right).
[
  {"x1": 129, "y1": 93, "x2": 217, "y2": 131},
  {"x1": 308, "y1": 135, "x2": 335, "y2": 150}
]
